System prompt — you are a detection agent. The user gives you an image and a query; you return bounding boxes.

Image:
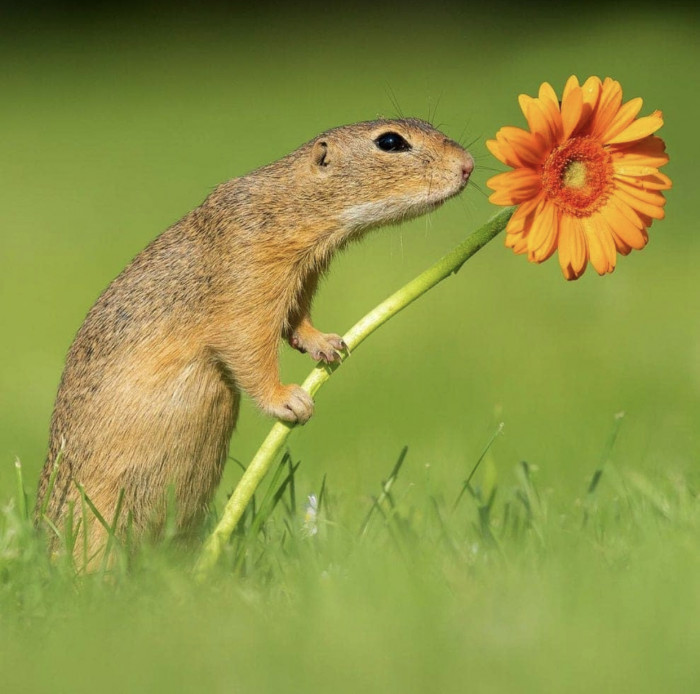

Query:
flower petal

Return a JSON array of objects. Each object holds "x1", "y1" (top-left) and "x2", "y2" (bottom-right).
[
  {"x1": 589, "y1": 77, "x2": 623, "y2": 139},
  {"x1": 518, "y1": 94, "x2": 549, "y2": 139},
  {"x1": 580, "y1": 76, "x2": 602, "y2": 109},
  {"x1": 614, "y1": 171, "x2": 673, "y2": 191},
  {"x1": 505, "y1": 231, "x2": 528, "y2": 254},
  {"x1": 601, "y1": 198, "x2": 649, "y2": 250},
  {"x1": 613, "y1": 163, "x2": 661, "y2": 177},
  {"x1": 615, "y1": 178, "x2": 668, "y2": 207},
  {"x1": 558, "y1": 215, "x2": 588, "y2": 280},
  {"x1": 606, "y1": 110, "x2": 664, "y2": 145},
  {"x1": 539, "y1": 81, "x2": 559, "y2": 105},
  {"x1": 527, "y1": 200, "x2": 560, "y2": 262},
  {"x1": 538, "y1": 82, "x2": 564, "y2": 143},
  {"x1": 487, "y1": 137, "x2": 528, "y2": 169},
  {"x1": 518, "y1": 90, "x2": 561, "y2": 147},
  {"x1": 497, "y1": 127, "x2": 548, "y2": 167},
  {"x1": 505, "y1": 193, "x2": 546, "y2": 253},
  {"x1": 507, "y1": 192, "x2": 544, "y2": 235},
  {"x1": 609, "y1": 135, "x2": 669, "y2": 168},
  {"x1": 599, "y1": 97, "x2": 644, "y2": 143},
  {"x1": 614, "y1": 181, "x2": 666, "y2": 220},
  {"x1": 609, "y1": 228, "x2": 632, "y2": 256},
  {"x1": 562, "y1": 75, "x2": 581, "y2": 101},
  {"x1": 561, "y1": 85, "x2": 584, "y2": 139},
  {"x1": 487, "y1": 168, "x2": 542, "y2": 205},
  {"x1": 485, "y1": 138, "x2": 507, "y2": 164},
  {"x1": 518, "y1": 94, "x2": 549, "y2": 135},
  {"x1": 606, "y1": 193, "x2": 648, "y2": 229},
  {"x1": 582, "y1": 213, "x2": 617, "y2": 275}
]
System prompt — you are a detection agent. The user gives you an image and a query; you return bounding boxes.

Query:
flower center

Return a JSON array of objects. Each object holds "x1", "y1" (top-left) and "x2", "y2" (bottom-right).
[
  {"x1": 562, "y1": 160, "x2": 588, "y2": 189},
  {"x1": 541, "y1": 136, "x2": 613, "y2": 216}
]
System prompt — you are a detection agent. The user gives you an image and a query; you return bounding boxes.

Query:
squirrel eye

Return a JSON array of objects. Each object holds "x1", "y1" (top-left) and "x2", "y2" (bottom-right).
[{"x1": 374, "y1": 131, "x2": 411, "y2": 152}]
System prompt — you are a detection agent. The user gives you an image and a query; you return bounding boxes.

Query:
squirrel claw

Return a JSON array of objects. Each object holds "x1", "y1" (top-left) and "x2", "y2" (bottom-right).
[
  {"x1": 264, "y1": 385, "x2": 314, "y2": 424},
  {"x1": 290, "y1": 330, "x2": 346, "y2": 364},
  {"x1": 312, "y1": 349, "x2": 339, "y2": 364},
  {"x1": 324, "y1": 334, "x2": 346, "y2": 352}
]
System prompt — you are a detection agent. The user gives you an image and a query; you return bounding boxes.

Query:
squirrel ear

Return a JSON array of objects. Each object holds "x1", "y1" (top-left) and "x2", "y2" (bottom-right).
[{"x1": 311, "y1": 140, "x2": 330, "y2": 168}]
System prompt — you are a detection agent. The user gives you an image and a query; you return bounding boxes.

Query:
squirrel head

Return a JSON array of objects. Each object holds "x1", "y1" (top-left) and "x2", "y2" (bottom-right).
[{"x1": 302, "y1": 118, "x2": 473, "y2": 233}]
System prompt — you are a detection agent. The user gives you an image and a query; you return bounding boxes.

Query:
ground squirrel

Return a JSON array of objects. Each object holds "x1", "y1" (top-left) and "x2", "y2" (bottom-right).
[{"x1": 35, "y1": 118, "x2": 474, "y2": 562}]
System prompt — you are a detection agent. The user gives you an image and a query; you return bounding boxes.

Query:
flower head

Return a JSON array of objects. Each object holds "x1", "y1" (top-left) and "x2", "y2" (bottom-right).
[{"x1": 487, "y1": 76, "x2": 671, "y2": 280}]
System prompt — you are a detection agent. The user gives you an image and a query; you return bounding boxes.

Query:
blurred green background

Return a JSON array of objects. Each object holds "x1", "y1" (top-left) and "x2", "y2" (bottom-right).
[{"x1": 1, "y1": 3, "x2": 699, "y2": 691}]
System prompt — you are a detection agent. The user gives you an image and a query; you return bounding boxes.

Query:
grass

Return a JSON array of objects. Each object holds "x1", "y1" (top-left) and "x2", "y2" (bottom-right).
[
  {"x1": 2, "y1": 3, "x2": 699, "y2": 692},
  {"x1": 3, "y1": 429, "x2": 700, "y2": 693}
]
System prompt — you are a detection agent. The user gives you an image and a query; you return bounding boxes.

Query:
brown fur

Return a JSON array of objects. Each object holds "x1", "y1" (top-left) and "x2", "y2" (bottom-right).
[{"x1": 35, "y1": 118, "x2": 473, "y2": 563}]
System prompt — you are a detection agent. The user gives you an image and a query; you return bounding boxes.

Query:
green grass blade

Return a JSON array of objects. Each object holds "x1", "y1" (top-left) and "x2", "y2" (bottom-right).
[
  {"x1": 587, "y1": 411, "x2": 625, "y2": 495},
  {"x1": 453, "y1": 422, "x2": 504, "y2": 511},
  {"x1": 39, "y1": 446, "x2": 64, "y2": 519},
  {"x1": 359, "y1": 446, "x2": 408, "y2": 537},
  {"x1": 100, "y1": 488, "x2": 125, "y2": 574},
  {"x1": 14, "y1": 457, "x2": 28, "y2": 522}
]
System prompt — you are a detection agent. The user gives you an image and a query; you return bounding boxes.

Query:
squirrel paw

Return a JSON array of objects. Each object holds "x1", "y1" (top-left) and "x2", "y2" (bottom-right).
[
  {"x1": 289, "y1": 330, "x2": 346, "y2": 364},
  {"x1": 264, "y1": 385, "x2": 314, "y2": 424}
]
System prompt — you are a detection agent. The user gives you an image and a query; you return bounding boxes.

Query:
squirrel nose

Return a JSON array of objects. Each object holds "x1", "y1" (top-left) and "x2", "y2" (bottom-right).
[{"x1": 461, "y1": 155, "x2": 474, "y2": 182}]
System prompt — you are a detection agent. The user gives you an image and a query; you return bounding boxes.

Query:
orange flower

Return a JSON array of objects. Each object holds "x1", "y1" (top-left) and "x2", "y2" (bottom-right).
[{"x1": 487, "y1": 76, "x2": 671, "y2": 280}]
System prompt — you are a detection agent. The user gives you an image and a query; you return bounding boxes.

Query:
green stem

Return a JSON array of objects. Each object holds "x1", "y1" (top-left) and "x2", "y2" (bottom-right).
[{"x1": 194, "y1": 206, "x2": 514, "y2": 580}]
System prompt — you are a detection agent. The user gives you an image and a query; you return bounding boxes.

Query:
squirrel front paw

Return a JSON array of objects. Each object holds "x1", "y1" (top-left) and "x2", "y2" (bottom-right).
[
  {"x1": 289, "y1": 329, "x2": 346, "y2": 364},
  {"x1": 262, "y1": 384, "x2": 314, "y2": 424}
]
